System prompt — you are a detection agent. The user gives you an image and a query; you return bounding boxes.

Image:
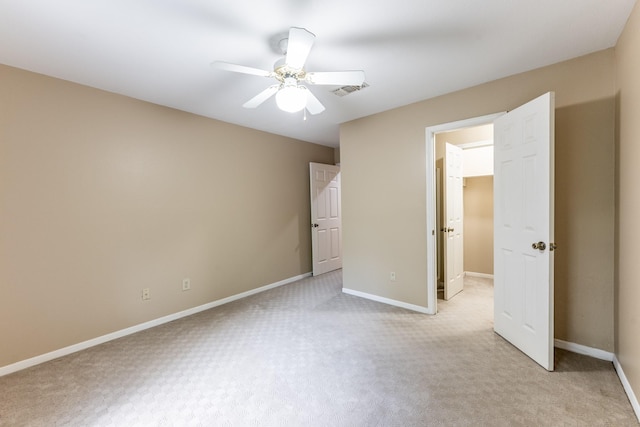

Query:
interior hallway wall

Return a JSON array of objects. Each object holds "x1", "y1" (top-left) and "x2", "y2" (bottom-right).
[{"x1": 463, "y1": 176, "x2": 493, "y2": 275}]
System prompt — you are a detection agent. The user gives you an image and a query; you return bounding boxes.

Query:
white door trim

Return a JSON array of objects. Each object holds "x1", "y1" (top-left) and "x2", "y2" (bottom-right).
[{"x1": 425, "y1": 112, "x2": 505, "y2": 314}]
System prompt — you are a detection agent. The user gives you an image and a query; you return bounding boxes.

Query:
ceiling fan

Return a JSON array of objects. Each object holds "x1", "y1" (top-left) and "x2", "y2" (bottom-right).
[{"x1": 212, "y1": 27, "x2": 365, "y2": 115}]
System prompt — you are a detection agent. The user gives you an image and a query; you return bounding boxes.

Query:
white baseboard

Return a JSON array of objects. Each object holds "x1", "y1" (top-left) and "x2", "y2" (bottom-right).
[
  {"x1": 554, "y1": 339, "x2": 614, "y2": 361},
  {"x1": 342, "y1": 288, "x2": 433, "y2": 314},
  {"x1": 0, "y1": 272, "x2": 312, "y2": 377},
  {"x1": 465, "y1": 271, "x2": 494, "y2": 279},
  {"x1": 613, "y1": 355, "x2": 640, "y2": 423}
]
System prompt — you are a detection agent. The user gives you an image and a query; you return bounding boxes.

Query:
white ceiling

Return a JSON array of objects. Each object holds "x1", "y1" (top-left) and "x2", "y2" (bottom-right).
[{"x1": 0, "y1": 0, "x2": 636, "y2": 147}]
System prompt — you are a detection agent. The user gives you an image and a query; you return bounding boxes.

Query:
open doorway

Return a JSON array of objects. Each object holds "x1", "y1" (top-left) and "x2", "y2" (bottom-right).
[
  {"x1": 426, "y1": 113, "x2": 503, "y2": 314},
  {"x1": 435, "y1": 125, "x2": 494, "y2": 300},
  {"x1": 426, "y1": 94, "x2": 555, "y2": 370}
]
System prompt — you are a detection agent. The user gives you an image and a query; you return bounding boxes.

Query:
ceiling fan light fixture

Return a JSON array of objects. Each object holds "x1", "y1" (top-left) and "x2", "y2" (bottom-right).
[
  {"x1": 275, "y1": 83, "x2": 306, "y2": 113},
  {"x1": 214, "y1": 27, "x2": 363, "y2": 116}
]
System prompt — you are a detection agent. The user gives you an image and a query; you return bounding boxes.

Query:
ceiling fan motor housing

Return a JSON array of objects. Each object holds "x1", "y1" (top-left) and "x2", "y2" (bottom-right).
[{"x1": 274, "y1": 58, "x2": 306, "y2": 83}]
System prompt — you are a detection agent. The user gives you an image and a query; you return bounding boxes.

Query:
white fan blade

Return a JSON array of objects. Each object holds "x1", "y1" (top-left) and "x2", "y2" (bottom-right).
[
  {"x1": 305, "y1": 70, "x2": 365, "y2": 86},
  {"x1": 303, "y1": 87, "x2": 325, "y2": 115},
  {"x1": 285, "y1": 27, "x2": 315, "y2": 70},
  {"x1": 243, "y1": 85, "x2": 279, "y2": 108},
  {"x1": 212, "y1": 61, "x2": 273, "y2": 78}
]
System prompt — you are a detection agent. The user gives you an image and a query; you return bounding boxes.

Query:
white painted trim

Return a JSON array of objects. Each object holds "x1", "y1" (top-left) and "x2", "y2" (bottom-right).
[
  {"x1": 553, "y1": 339, "x2": 613, "y2": 362},
  {"x1": 613, "y1": 355, "x2": 640, "y2": 423},
  {"x1": 426, "y1": 112, "x2": 505, "y2": 316},
  {"x1": 342, "y1": 288, "x2": 432, "y2": 314},
  {"x1": 0, "y1": 272, "x2": 312, "y2": 377},
  {"x1": 464, "y1": 271, "x2": 494, "y2": 279}
]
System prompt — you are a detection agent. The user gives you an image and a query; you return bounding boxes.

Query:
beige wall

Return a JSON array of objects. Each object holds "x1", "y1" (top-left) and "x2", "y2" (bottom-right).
[
  {"x1": 0, "y1": 65, "x2": 334, "y2": 368},
  {"x1": 464, "y1": 176, "x2": 493, "y2": 275},
  {"x1": 615, "y1": 0, "x2": 640, "y2": 411},
  {"x1": 341, "y1": 49, "x2": 616, "y2": 351}
]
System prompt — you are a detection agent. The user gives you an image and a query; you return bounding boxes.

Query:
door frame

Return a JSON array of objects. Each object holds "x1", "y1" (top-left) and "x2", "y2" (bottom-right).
[{"x1": 425, "y1": 112, "x2": 504, "y2": 314}]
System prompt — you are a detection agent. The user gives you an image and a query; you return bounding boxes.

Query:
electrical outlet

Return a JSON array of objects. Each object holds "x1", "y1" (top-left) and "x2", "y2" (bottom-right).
[
  {"x1": 182, "y1": 278, "x2": 191, "y2": 291},
  {"x1": 390, "y1": 272, "x2": 396, "y2": 281},
  {"x1": 142, "y1": 288, "x2": 150, "y2": 300}
]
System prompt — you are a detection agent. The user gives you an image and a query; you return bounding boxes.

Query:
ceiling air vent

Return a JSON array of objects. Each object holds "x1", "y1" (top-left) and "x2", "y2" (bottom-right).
[{"x1": 331, "y1": 82, "x2": 369, "y2": 97}]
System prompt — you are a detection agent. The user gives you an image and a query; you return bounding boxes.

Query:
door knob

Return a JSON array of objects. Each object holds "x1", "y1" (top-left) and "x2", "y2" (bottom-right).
[
  {"x1": 312, "y1": 223, "x2": 319, "y2": 228},
  {"x1": 447, "y1": 227, "x2": 454, "y2": 232},
  {"x1": 549, "y1": 243, "x2": 557, "y2": 251},
  {"x1": 532, "y1": 241, "x2": 546, "y2": 251}
]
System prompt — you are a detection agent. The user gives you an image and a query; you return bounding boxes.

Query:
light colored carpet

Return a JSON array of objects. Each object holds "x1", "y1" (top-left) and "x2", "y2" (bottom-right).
[{"x1": 1, "y1": 271, "x2": 637, "y2": 426}]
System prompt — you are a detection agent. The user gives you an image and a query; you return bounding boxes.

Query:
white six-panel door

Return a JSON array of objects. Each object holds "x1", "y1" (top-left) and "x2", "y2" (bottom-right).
[
  {"x1": 444, "y1": 143, "x2": 464, "y2": 300},
  {"x1": 310, "y1": 163, "x2": 342, "y2": 276},
  {"x1": 493, "y1": 92, "x2": 555, "y2": 371}
]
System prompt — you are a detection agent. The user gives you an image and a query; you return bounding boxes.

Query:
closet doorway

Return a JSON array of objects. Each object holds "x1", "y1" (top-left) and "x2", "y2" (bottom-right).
[
  {"x1": 436, "y1": 125, "x2": 494, "y2": 300},
  {"x1": 426, "y1": 112, "x2": 501, "y2": 314}
]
